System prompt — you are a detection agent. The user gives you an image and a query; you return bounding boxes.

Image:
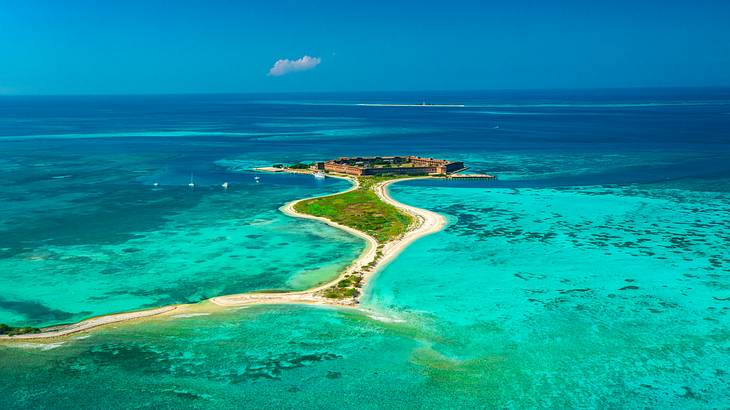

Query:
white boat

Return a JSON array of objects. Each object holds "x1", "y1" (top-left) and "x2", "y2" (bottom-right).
[
  {"x1": 153, "y1": 182, "x2": 159, "y2": 187},
  {"x1": 254, "y1": 176, "x2": 261, "y2": 183},
  {"x1": 314, "y1": 171, "x2": 326, "y2": 179},
  {"x1": 188, "y1": 173, "x2": 195, "y2": 188},
  {"x1": 222, "y1": 182, "x2": 229, "y2": 189}
]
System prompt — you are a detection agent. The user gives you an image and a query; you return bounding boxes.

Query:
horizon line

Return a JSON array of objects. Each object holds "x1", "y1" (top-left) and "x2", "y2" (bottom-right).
[{"x1": 2, "y1": 85, "x2": 730, "y2": 98}]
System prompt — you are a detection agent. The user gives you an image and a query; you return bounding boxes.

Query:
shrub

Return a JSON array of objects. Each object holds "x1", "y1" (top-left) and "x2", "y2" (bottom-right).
[{"x1": 0, "y1": 324, "x2": 40, "y2": 336}]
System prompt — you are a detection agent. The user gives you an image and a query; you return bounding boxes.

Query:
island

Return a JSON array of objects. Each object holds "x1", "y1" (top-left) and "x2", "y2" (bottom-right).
[
  {"x1": 215, "y1": 156, "x2": 461, "y2": 306},
  {"x1": 1, "y1": 155, "x2": 475, "y2": 340}
]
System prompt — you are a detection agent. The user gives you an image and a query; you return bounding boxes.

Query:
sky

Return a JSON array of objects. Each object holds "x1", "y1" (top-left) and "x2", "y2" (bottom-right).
[{"x1": 1, "y1": 0, "x2": 729, "y2": 94}]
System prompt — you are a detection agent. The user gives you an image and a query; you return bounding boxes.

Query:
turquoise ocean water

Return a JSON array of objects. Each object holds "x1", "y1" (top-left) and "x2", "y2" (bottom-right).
[
  {"x1": 0, "y1": 90, "x2": 729, "y2": 408},
  {"x1": 0, "y1": 170, "x2": 362, "y2": 327}
]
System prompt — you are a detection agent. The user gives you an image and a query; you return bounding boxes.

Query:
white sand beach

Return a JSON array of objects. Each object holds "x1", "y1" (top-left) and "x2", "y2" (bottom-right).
[{"x1": 1, "y1": 175, "x2": 445, "y2": 341}]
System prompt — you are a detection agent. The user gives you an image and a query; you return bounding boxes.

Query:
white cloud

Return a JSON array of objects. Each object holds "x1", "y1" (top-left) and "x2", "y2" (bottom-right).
[{"x1": 268, "y1": 55, "x2": 321, "y2": 76}]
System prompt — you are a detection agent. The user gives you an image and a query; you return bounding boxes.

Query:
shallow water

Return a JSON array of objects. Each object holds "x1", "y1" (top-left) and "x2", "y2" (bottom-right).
[
  {"x1": 1, "y1": 90, "x2": 729, "y2": 408},
  {"x1": 0, "y1": 164, "x2": 362, "y2": 327},
  {"x1": 364, "y1": 182, "x2": 730, "y2": 407},
  {"x1": 0, "y1": 306, "x2": 434, "y2": 409}
]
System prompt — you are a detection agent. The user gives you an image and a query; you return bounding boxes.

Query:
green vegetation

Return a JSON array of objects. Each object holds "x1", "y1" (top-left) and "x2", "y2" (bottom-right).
[
  {"x1": 323, "y1": 274, "x2": 362, "y2": 299},
  {"x1": 323, "y1": 287, "x2": 358, "y2": 299},
  {"x1": 288, "y1": 163, "x2": 312, "y2": 170},
  {"x1": 294, "y1": 176, "x2": 413, "y2": 243},
  {"x1": 0, "y1": 323, "x2": 40, "y2": 336}
]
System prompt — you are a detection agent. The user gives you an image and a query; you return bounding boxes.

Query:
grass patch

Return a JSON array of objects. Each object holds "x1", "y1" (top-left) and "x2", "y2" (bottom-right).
[
  {"x1": 323, "y1": 287, "x2": 359, "y2": 299},
  {"x1": 294, "y1": 176, "x2": 413, "y2": 243}
]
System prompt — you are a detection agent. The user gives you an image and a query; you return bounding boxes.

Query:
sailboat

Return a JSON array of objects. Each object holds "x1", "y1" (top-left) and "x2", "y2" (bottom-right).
[
  {"x1": 222, "y1": 181, "x2": 229, "y2": 190},
  {"x1": 188, "y1": 173, "x2": 195, "y2": 188}
]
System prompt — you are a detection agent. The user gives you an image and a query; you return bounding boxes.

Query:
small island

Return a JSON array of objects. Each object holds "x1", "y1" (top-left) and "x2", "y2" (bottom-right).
[
  {"x1": 236, "y1": 155, "x2": 466, "y2": 302},
  {"x1": 3, "y1": 156, "x2": 465, "y2": 340},
  {"x1": 258, "y1": 155, "x2": 494, "y2": 180}
]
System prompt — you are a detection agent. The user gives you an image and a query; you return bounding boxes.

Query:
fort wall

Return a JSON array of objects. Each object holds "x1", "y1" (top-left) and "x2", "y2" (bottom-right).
[{"x1": 322, "y1": 156, "x2": 463, "y2": 176}]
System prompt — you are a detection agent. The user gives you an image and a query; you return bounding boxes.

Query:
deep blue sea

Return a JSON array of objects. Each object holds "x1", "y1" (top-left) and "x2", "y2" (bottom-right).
[{"x1": 1, "y1": 89, "x2": 729, "y2": 408}]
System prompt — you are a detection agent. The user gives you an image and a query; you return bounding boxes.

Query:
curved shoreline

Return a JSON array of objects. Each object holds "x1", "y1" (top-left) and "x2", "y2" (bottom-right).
[
  {"x1": 368, "y1": 178, "x2": 446, "y2": 282},
  {"x1": 211, "y1": 176, "x2": 446, "y2": 307},
  {"x1": 210, "y1": 174, "x2": 379, "y2": 307},
  {"x1": 0, "y1": 175, "x2": 445, "y2": 341}
]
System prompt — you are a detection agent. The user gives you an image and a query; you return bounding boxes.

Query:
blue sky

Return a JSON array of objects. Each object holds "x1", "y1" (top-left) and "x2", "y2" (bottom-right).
[{"x1": 1, "y1": 0, "x2": 729, "y2": 94}]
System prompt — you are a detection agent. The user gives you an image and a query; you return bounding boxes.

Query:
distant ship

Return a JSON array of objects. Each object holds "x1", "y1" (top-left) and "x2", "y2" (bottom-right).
[
  {"x1": 221, "y1": 182, "x2": 229, "y2": 189},
  {"x1": 314, "y1": 171, "x2": 326, "y2": 179},
  {"x1": 188, "y1": 174, "x2": 195, "y2": 188}
]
